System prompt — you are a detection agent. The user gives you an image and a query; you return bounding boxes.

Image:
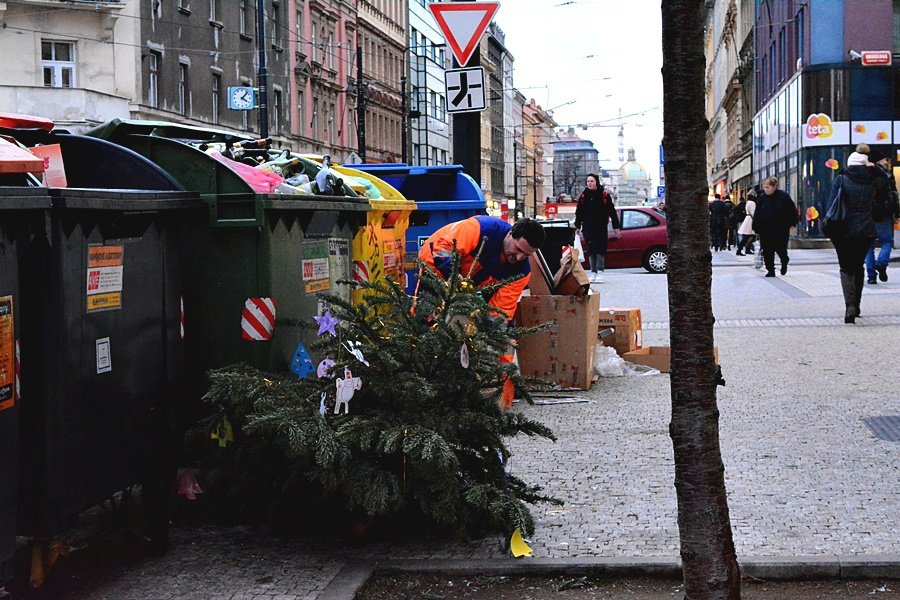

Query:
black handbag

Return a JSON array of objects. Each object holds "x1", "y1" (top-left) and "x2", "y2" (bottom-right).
[{"x1": 821, "y1": 177, "x2": 848, "y2": 238}]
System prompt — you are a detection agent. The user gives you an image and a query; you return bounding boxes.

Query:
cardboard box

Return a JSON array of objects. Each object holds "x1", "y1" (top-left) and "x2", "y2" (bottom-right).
[
  {"x1": 527, "y1": 252, "x2": 554, "y2": 296},
  {"x1": 598, "y1": 307, "x2": 642, "y2": 355},
  {"x1": 516, "y1": 292, "x2": 601, "y2": 390},
  {"x1": 622, "y1": 345, "x2": 719, "y2": 373},
  {"x1": 552, "y1": 248, "x2": 590, "y2": 296}
]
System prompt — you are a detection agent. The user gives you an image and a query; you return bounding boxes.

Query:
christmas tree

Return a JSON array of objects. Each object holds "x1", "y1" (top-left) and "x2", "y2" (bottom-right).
[{"x1": 194, "y1": 251, "x2": 559, "y2": 539}]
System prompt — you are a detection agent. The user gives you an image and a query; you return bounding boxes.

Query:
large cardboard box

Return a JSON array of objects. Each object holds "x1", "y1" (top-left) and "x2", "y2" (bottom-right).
[
  {"x1": 622, "y1": 345, "x2": 719, "y2": 373},
  {"x1": 516, "y1": 293, "x2": 601, "y2": 390},
  {"x1": 598, "y1": 308, "x2": 642, "y2": 355}
]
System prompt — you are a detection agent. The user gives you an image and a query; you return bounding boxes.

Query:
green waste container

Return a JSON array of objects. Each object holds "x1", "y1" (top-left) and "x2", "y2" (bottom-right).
[
  {"x1": 0, "y1": 188, "x2": 49, "y2": 587},
  {"x1": 87, "y1": 125, "x2": 370, "y2": 423},
  {"x1": 16, "y1": 188, "x2": 201, "y2": 543}
]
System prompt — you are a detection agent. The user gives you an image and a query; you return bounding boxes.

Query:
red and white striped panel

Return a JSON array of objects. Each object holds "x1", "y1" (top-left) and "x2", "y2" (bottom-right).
[
  {"x1": 352, "y1": 260, "x2": 369, "y2": 284},
  {"x1": 241, "y1": 297, "x2": 276, "y2": 341}
]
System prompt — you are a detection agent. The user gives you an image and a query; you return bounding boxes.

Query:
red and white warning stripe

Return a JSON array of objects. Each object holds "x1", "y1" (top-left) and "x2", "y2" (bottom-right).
[
  {"x1": 241, "y1": 297, "x2": 276, "y2": 341},
  {"x1": 352, "y1": 260, "x2": 369, "y2": 284},
  {"x1": 179, "y1": 296, "x2": 185, "y2": 340},
  {"x1": 14, "y1": 339, "x2": 20, "y2": 401}
]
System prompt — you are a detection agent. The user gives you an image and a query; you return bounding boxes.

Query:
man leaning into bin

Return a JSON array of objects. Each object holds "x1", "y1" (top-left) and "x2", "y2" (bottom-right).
[{"x1": 417, "y1": 216, "x2": 546, "y2": 409}]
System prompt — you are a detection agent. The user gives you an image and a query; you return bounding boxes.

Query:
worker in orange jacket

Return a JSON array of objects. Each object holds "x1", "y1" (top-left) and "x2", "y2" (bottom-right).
[{"x1": 418, "y1": 216, "x2": 546, "y2": 408}]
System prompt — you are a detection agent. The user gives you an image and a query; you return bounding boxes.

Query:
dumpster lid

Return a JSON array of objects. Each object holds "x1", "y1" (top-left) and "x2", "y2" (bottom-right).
[
  {"x1": 410, "y1": 200, "x2": 485, "y2": 211},
  {"x1": 48, "y1": 188, "x2": 202, "y2": 210},
  {"x1": 87, "y1": 118, "x2": 256, "y2": 145},
  {"x1": 261, "y1": 195, "x2": 370, "y2": 212},
  {"x1": 0, "y1": 113, "x2": 54, "y2": 131},
  {"x1": 0, "y1": 186, "x2": 51, "y2": 209}
]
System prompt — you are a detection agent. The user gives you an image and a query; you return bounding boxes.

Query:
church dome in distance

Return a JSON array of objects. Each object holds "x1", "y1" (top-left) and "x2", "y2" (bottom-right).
[{"x1": 620, "y1": 148, "x2": 647, "y2": 180}]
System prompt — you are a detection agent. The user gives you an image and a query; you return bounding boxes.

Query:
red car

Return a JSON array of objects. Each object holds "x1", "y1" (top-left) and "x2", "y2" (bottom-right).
[{"x1": 605, "y1": 206, "x2": 668, "y2": 273}]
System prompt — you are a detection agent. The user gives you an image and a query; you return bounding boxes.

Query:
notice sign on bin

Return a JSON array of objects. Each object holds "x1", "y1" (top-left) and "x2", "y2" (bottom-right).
[
  {"x1": 0, "y1": 296, "x2": 13, "y2": 411},
  {"x1": 86, "y1": 245, "x2": 124, "y2": 312},
  {"x1": 302, "y1": 241, "x2": 331, "y2": 295}
]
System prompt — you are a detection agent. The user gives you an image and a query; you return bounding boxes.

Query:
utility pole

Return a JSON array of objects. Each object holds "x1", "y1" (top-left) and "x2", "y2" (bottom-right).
[
  {"x1": 451, "y1": 0, "x2": 480, "y2": 183},
  {"x1": 512, "y1": 140, "x2": 518, "y2": 220},
  {"x1": 400, "y1": 76, "x2": 408, "y2": 164},
  {"x1": 533, "y1": 144, "x2": 538, "y2": 217},
  {"x1": 256, "y1": 0, "x2": 268, "y2": 138},
  {"x1": 356, "y1": 45, "x2": 366, "y2": 162}
]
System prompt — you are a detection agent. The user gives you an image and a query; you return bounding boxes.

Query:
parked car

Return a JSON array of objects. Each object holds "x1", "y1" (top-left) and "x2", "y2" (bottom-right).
[{"x1": 606, "y1": 206, "x2": 668, "y2": 273}]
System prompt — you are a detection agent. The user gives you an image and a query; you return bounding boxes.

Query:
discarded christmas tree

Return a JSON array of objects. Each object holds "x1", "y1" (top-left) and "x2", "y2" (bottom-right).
[{"x1": 197, "y1": 253, "x2": 559, "y2": 539}]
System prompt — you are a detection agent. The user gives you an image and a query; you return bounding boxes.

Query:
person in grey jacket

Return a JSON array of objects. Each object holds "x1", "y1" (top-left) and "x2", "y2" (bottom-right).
[{"x1": 827, "y1": 145, "x2": 889, "y2": 323}]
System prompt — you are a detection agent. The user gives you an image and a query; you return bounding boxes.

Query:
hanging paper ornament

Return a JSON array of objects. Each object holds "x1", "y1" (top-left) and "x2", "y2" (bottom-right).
[
  {"x1": 176, "y1": 468, "x2": 203, "y2": 501},
  {"x1": 313, "y1": 310, "x2": 341, "y2": 336},
  {"x1": 460, "y1": 343, "x2": 470, "y2": 369},
  {"x1": 210, "y1": 416, "x2": 234, "y2": 448},
  {"x1": 343, "y1": 340, "x2": 370, "y2": 366},
  {"x1": 510, "y1": 528, "x2": 534, "y2": 558},
  {"x1": 319, "y1": 391, "x2": 327, "y2": 416},
  {"x1": 289, "y1": 343, "x2": 315, "y2": 378},
  {"x1": 334, "y1": 367, "x2": 363, "y2": 414},
  {"x1": 317, "y1": 358, "x2": 336, "y2": 378}
]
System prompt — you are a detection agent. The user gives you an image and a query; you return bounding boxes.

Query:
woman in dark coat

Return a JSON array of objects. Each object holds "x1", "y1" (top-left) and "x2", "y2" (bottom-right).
[
  {"x1": 574, "y1": 174, "x2": 620, "y2": 281},
  {"x1": 752, "y1": 177, "x2": 798, "y2": 277},
  {"x1": 828, "y1": 146, "x2": 886, "y2": 323}
]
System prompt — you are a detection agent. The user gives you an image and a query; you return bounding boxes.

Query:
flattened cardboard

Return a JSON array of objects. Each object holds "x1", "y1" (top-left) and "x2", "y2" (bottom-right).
[
  {"x1": 552, "y1": 247, "x2": 590, "y2": 296},
  {"x1": 516, "y1": 293, "x2": 601, "y2": 390},
  {"x1": 598, "y1": 307, "x2": 642, "y2": 355},
  {"x1": 622, "y1": 345, "x2": 719, "y2": 373},
  {"x1": 527, "y1": 251, "x2": 553, "y2": 296}
]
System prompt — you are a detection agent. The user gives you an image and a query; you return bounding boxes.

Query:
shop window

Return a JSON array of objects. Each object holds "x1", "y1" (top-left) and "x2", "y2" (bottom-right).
[{"x1": 850, "y1": 69, "x2": 892, "y2": 120}]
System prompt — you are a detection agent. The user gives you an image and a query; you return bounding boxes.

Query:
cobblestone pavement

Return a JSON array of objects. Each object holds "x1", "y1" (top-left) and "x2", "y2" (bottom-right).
[{"x1": 25, "y1": 252, "x2": 900, "y2": 598}]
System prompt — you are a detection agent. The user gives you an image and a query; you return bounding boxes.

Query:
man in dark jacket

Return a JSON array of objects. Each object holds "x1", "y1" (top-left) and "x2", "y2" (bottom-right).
[
  {"x1": 864, "y1": 148, "x2": 899, "y2": 284},
  {"x1": 708, "y1": 194, "x2": 729, "y2": 251},
  {"x1": 753, "y1": 177, "x2": 798, "y2": 276}
]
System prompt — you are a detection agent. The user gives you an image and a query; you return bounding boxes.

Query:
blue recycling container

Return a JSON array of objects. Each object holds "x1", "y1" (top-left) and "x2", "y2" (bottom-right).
[{"x1": 350, "y1": 164, "x2": 486, "y2": 293}]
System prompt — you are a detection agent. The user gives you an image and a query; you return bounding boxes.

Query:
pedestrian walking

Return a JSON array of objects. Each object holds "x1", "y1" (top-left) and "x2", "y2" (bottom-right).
[
  {"x1": 724, "y1": 196, "x2": 738, "y2": 250},
  {"x1": 732, "y1": 195, "x2": 752, "y2": 255},
  {"x1": 826, "y1": 144, "x2": 888, "y2": 323},
  {"x1": 709, "y1": 194, "x2": 729, "y2": 251},
  {"x1": 574, "y1": 174, "x2": 620, "y2": 283},
  {"x1": 753, "y1": 177, "x2": 798, "y2": 277},
  {"x1": 863, "y1": 148, "x2": 899, "y2": 285}
]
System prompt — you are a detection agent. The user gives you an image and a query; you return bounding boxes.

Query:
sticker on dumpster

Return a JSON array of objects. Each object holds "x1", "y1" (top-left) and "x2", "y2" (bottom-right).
[
  {"x1": 328, "y1": 238, "x2": 351, "y2": 304},
  {"x1": 418, "y1": 236, "x2": 430, "y2": 250},
  {"x1": 95, "y1": 337, "x2": 112, "y2": 374},
  {"x1": 241, "y1": 297, "x2": 276, "y2": 341},
  {"x1": 86, "y1": 245, "x2": 124, "y2": 312},
  {"x1": 302, "y1": 241, "x2": 331, "y2": 295},
  {"x1": 0, "y1": 296, "x2": 14, "y2": 411}
]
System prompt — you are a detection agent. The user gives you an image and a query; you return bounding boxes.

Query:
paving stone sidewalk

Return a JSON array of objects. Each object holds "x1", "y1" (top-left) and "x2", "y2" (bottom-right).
[{"x1": 46, "y1": 321, "x2": 900, "y2": 600}]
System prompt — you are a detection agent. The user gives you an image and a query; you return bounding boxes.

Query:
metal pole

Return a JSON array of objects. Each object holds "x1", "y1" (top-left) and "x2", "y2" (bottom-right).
[
  {"x1": 256, "y1": 0, "x2": 268, "y2": 138},
  {"x1": 401, "y1": 76, "x2": 408, "y2": 164},
  {"x1": 357, "y1": 45, "x2": 366, "y2": 162},
  {"x1": 533, "y1": 142, "x2": 538, "y2": 217},
  {"x1": 512, "y1": 140, "x2": 518, "y2": 220},
  {"x1": 451, "y1": 0, "x2": 480, "y2": 182}
]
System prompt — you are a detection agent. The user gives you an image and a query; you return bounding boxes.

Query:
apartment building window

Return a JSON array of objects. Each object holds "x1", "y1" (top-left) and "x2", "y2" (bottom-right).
[
  {"x1": 297, "y1": 91, "x2": 305, "y2": 136},
  {"x1": 328, "y1": 102, "x2": 336, "y2": 143},
  {"x1": 327, "y1": 33, "x2": 334, "y2": 69},
  {"x1": 796, "y1": 8, "x2": 804, "y2": 66},
  {"x1": 311, "y1": 27, "x2": 318, "y2": 63},
  {"x1": 239, "y1": 0, "x2": 249, "y2": 36},
  {"x1": 148, "y1": 51, "x2": 160, "y2": 107},
  {"x1": 273, "y1": 88, "x2": 282, "y2": 135},
  {"x1": 42, "y1": 41, "x2": 75, "y2": 88},
  {"x1": 439, "y1": 94, "x2": 446, "y2": 120},
  {"x1": 178, "y1": 62, "x2": 189, "y2": 115},
  {"x1": 410, "y1": 28, "x2": 418, "y2": 52},
  {"x1": 177, "y1": 0, "x2": 190, "y2": 14},
  {"x1": 209, "y1": 0, "x2": 220, "y2": 23},
  {"x1": 212, "y1": 74, "x2": 221, "y2": 123},
  {"x1": 430, "y1": 90, "x2": 438, "y2": 118},
  {"x1": 295, "y1": 9, "x2": 304, "y2": 55},
  {"x1": 312, "y1": 98, "x2": 319, "y2": 139},
  {"x1": 271, "y1": 1, "x2": 282, "y2": 49},
  {"x1": 778, "y1": 29, "x2": 785, "y2": 82},
  {"x1": 439, "y1": 48, "x2": 445, "y2": 66}
]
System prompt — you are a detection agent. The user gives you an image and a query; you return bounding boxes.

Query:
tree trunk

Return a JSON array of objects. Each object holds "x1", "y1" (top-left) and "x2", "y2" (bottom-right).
[{"x1": 660, "y1": 2, "x2": 741, "y2": 599}]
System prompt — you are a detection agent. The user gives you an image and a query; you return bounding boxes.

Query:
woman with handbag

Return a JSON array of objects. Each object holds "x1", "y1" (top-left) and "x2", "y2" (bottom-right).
[
  {"x1": 574, "y1": 174, "x2": 620, "y2": 283},
  {"x1": 736, "y1": 193, "x2": 757, "y2": 256},
  {"x1": 826, "y1": 144, "x2": 887, "y2": 323}
]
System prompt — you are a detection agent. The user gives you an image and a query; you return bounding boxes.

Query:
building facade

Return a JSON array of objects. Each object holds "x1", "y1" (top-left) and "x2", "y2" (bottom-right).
[
  {"x1": 357, "y1": 0, "x2": 406, "y2": 163},
  {"x1": 408, "y1": 0, "x2": 450, "y2": 166},
  {"x1": 551, "y1": 128, "x2": 600, "y2": 199},
  {"x1": 614, "y1": 148, "x2": 653, "y2": 206},
  {"x1": 705, "y1": 0, "x2": 756, "y2": 201},
  {"x1": 753, "y1": 0, "x2": 900, "y2": 237},
  {"x1": 521, "y1": 100, "x2": 557, "y2": 218}
]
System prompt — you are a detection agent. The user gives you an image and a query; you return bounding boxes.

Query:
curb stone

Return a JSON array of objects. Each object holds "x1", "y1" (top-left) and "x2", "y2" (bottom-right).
[{"x1": 319, "y1": 556, "x2": 900, "y2": 599}]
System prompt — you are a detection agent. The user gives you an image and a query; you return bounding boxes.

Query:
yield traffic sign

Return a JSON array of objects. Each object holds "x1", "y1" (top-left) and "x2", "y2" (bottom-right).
[{"x1": 428, "y1": 2, "x2": 500, "y2": 67}]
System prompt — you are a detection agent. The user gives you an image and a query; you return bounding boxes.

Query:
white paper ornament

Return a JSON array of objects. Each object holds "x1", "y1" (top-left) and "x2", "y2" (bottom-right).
[
  {"x1": 319, "y1": 391, "x2": 327, "y2": 416},
  {"x1": 343, "y1": 340, "x2": 370, "y2": 366},
  {"x1": 334, "y1": 367, "x2": 363, "y2": 414},
  {"x1": 460, "y1": 343, "x2": 470, "y2": 369}
]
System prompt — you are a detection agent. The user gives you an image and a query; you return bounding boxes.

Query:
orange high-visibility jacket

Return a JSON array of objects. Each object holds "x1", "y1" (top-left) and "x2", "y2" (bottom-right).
[{"x1": 418, "y1": 215, "x2": 531, "y2": 321}]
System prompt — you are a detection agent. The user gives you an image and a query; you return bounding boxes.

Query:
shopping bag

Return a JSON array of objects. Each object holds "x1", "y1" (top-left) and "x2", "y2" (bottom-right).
[
  {"x1": 573, "y1": 231, "x2": 585, "y2": 261},
  {"x1": 753, "y1": 248, "x2": 763, "y2": 270}
]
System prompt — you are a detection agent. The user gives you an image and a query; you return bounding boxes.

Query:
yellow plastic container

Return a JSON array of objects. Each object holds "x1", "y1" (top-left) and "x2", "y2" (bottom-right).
[{"x1": 337, "y1": 166, "x2": 415, "y2": 305}]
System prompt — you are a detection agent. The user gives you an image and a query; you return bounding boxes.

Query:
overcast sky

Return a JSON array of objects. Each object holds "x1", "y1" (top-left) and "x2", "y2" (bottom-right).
[{"x1": 494, "y1": 0, "x2": 664, "y2": 189}]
